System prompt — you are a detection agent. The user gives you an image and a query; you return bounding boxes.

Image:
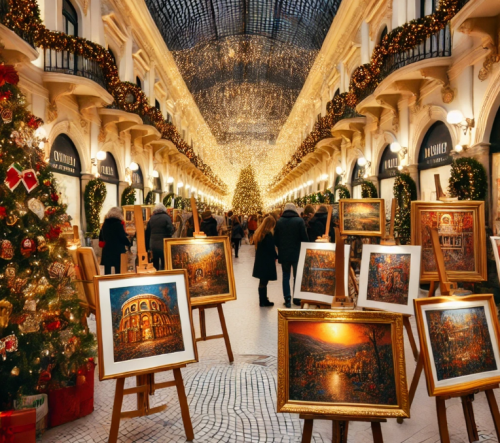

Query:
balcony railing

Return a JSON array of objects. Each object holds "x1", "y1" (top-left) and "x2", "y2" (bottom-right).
[
  {"x1": 358, "y1": 24, "x2": 452, "y2": 103},
  {"x1": 0, "y1": 0, "x2": 36, "y2": 48},
  {"x1": 44, "y1": 48, "x2": 106, "y2": 89}
]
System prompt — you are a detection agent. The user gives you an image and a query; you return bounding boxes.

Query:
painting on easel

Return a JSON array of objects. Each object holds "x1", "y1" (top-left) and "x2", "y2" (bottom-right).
[
  {"x1": 277, "y1": 309, "x2": 409, "y2": 418},
  {"x1": 94, "y1": 271, "x2": 197, "y2": 380},
  {"x1": 339, "y1": 199, "x2": 385, "y2": 237},
  {"x1": 490, "y1": 236, "x2": 500, "y2": 281},
  {"x1": 164, "y1": 236, "x2": 236, "y2": 306},
  {"x1": 414, "y1": 294, "x2": 500, "y2": 396},
  {"x1": 411, "y1": 201, "x2": 486, "y2": 282},
  {"x1": 357, "y1": 245, "x2": 421, "y2": 315}
]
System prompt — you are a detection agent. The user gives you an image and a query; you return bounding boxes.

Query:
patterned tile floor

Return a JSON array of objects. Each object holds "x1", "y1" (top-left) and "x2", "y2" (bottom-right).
[{"x1": 41, "y1": 244, "x2": 500, "y2": 442}]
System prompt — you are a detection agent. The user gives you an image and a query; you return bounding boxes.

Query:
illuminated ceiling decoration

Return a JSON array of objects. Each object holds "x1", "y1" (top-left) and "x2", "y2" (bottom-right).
[{"x1": 145, "y1": 0, "x2": 342, "y2": 171}]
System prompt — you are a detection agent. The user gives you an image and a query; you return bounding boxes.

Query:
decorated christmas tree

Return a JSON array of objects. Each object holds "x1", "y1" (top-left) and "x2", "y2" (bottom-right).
[
  {"x1": 0, "y1": 64, "x2": 95, "y2": 410},
  {"x1": 231, "y1": 165, "x2": 263, "y2": 214}
]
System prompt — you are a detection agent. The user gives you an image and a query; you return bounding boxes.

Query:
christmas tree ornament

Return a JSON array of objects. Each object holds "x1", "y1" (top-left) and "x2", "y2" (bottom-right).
[
  {"x1": 18, "y1": 313, "x2": 40, "y2": 333},
  {"x1": 0, "y1": 334, "x2": 18, "y2": 360},
  {"x1": 76, "y1": 374, "x2": 86, "y2": 386},
  {"x1": 0, "y1": 299, "x2": 13, "y2": 332},
  {"x1": 16, "y1": 202, "x2": 27, "y2": 216},
  {"x1": 1, "y1": 108, "x2": 12, "y2": 124},
  {"x1": 40, "y1": 193, "x2": 49, "y2": 202},
  {"x1": 21, "y1": 169, "x2": 38, "y2": 193},
  {"x1": 35, "y1": 277, "x2": 50, "y2": 294},
  {"x1": 10, "y1": 130, "x2": 23, "y2": 146},
  {"x1": 28, "y1": 198, "x2": 45, "y2": 219},
  {"x1": 6, "y1": 214, "x2": 18, "y2": 226},
  {"x1": 48, "y1": 262, "x2": 66, "y2": 279},
  {"x1": 36, "y1": 235, "x2": 48, "y2": 251},
  {"x1": 23, "y1": 300, "x2": 37, "y2": 312},
  {"x1": 0, "y1": 64, "x2": 20, "y2": 86},
  {"x1": 0, "y1": 206, "x2": 6, "y2": 218},
  {"x1": 0, "y1": 240, "x2": 14, "y2": 260},
  {"x1": 10, "y1": 277, "x2": 28, "y2": 293},
  {"x1": 20, "y1": 238, "x2": 36, "y2": 257},
  {"x1": 4, "y1": 163, "x2": 23, "y2": 191},
  {"x1": 10, "y1": 366, "x2": 19, "y2": 376},
  {"x1": 4, "y1": 264, "x2": 16, "y2": 280}
]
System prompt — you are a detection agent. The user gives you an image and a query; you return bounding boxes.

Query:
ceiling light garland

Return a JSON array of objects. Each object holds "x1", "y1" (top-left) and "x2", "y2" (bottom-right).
[
  {"x1": 269, "y1": 0, "x2": 464, "y2": 190},
  {"x1": 1, "y1": 0, "x2": 227, "y2": 194}
]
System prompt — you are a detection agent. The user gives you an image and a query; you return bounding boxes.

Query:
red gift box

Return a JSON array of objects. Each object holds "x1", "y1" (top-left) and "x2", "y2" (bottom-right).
[
  {"x1": 0, "y1": 409, "x2": 36, "y2": 443},
  {"x1": 48, "y1": 362, "x2": 95, "y2": 428}
]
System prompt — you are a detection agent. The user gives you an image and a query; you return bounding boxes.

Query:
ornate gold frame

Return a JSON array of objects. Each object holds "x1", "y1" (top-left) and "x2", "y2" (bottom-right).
[
  {"x1": 94, "y1": 270, "x2": 198, "y2": 380},
  {"x1": 339, "y1": 199, "x2": 385, "y2": 237},
  {"x1": 163, "y1": 236, "x2": 237, "y2": 306},
  {"x1": 410, "y1": 201, "x2": 486, "y2": 282},
  {"x1": 277, "y1": 309, "x2": 409, "y2": 418},
  {"x1": 414, "y1": 294, "x2": 500, "y2": 397}
]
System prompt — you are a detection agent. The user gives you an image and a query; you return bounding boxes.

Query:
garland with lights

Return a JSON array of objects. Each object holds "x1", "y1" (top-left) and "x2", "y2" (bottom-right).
[
  {"x1": 163, "y1": 193, "x2": 175, "y2": 207},
  {"x1": 361, "y1": 181, "x2": 378, "y2": 198},
  {"x1": 232, "y1": 165, "x2": 263, "y2": 214},
  {"x1": 0, "y1": 0, "x2": 227, "y2": 194},
  {"x1": 334, "y1": 184, "x2": 351, "y2": 201},
  {"x1": 393, "y1": 173, "x2": 417, "y2": 245},
  {"x1": 121, "y1": 185, "x2": 136, "y2": 206},
  {"x1": 270, "y1": 0, "x2": 464, "y2": 189},
  {"x1": 448, "y1": 157, "x2": 487, "y2": 201},
  {"x1": 84, "y1": 179, "x2": 106, "y2": 239}
]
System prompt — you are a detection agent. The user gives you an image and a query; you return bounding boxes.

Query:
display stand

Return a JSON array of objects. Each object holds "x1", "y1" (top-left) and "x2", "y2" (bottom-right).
[
  {"x1": 331, "y1": 227, "x2": 355, "y2": 309},
  {"x1": 434, "y1": 173, "x2": 458, "y2": 203},
  {"x1": 108, "y1": 366, "x2": 194, "y2": 443},
  {"x1": 380, "y1": 198, "x2": 397, "y2": 246},
  {"x1": 190, "y1": 196, "x2": 207, "y2": 239},
  {"x1": 133, "y1": 205, "x2": 156, "y2": 274}
]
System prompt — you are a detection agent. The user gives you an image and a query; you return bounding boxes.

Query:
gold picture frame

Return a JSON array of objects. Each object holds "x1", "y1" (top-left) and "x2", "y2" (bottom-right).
[
  {"x1": 414, "y1": 294, "x2": 500, "y2": 397},
  {"x1": 410, "y1": 201, "x2": 486, "y2": 282},
  {"x1": 277, "y1": 309, "x2": 409, "y2": 419},
  {"x1": 339, "y1": 199, "x2": 385, "y2": 237},
  {"x1": 164, "y1": 236, "x2": 237, "y2": 306},
  {"x1": 94, "y1": 270, "x2": 198, "y2": 381}
]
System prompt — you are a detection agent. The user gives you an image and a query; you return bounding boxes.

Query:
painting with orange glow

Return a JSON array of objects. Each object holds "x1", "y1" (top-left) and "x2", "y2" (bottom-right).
[
  {"x1": 367, "y1": 253, "x2": 411, "y2": 305},
  {"x1": 288, "y1": 321, "x2": 397, "y2": 405},
  {"x1": 342, "y1": 201, "x2": 381, "y2": 233},
  {"x1": 420, "y1": 211, "x2": 474, "y2": 273},
  {"x1": 300, "y1": 249, "x2": 335, "y2": 296}
]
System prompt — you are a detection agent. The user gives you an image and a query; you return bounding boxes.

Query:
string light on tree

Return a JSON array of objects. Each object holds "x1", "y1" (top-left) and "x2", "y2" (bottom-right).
[{"x1": 232, "y1": 166, "x2": 263, "y2": 214}]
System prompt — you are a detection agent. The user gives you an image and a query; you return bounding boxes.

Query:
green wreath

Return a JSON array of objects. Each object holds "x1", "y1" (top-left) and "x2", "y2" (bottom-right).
[
  {"x1": 84, "y1": 178, "x2": 107, "y2": 239},
  {"x1": 323, "y1": 189, "x2": 334, "y2": 204},
  {"x1": 393, "y1": 173, "x2": 417, "y2": 245},
  {"x1": 334, "y1": 184, "x2": 351, "y2": 201},
  {"x1": 361, "y1": 180, "x2": 378, "y2": 198},
  {"x1": 448, "y1": 157, "x2": 487, "y2": 200},
  {"x1": 121, "y1": 185, "x2": 136, "y2": 206},
  {"x1": 163, "y1": 193, "x2": 175, "y2": 207}
]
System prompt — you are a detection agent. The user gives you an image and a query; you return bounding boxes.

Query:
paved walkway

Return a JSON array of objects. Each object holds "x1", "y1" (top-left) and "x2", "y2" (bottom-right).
[{"x1": 42, "y1": 244, "x2": 499, "y2": 442}]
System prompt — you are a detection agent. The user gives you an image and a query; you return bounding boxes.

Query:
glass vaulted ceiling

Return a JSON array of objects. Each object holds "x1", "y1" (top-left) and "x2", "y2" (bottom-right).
[{"x1": 145, "y1": 0, "x2": 341, "y2": 146}]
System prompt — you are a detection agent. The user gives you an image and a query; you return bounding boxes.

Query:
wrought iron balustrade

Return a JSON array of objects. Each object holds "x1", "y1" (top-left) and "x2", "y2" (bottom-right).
[
  {"x1": 44, "y1": 48, "x2": 106, "y2": 89},
  {"x1": 0, "y1": 0, "x2": 36, "y2": 48}
]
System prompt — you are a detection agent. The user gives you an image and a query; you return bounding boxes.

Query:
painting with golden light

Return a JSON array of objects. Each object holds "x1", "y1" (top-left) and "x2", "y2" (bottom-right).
[{"x1": 340, "y1": 199, "x2": 384, "y2": 236}]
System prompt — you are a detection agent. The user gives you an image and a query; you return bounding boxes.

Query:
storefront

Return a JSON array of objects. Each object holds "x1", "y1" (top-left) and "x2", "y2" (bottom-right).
[
  {"x1": 378, "y1": 144, "x2": 399, "y2": 219},
  {"x1": 49, "y1": 134, "x2": 82, "y2": 228},
  {"x1": 490, "y1": 106, "x2": 500, "y2": 230},
  {"x1": 98, "y1": 152, "x2": 119, "y2": 221},
  {"x1": 351, "y1": 161, "x2": 364, "y2": 199},
  {"x1": 418, "y1": 121, "x2": 453, "y2": 201},
  {"x1": 153, "y1": 176, "x2": 162, "y2": 203},
  {"x1": 132, "y1": 166, "x2": 144, "y2": 204}
]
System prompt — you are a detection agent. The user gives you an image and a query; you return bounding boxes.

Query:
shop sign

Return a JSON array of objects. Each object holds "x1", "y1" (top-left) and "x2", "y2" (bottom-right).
[
  {"x1": 418, "y1": 121, "x2": 453, "y2": 171},
  {"x1": 98, "y1": 153, "x2": 119, "y2": 184},
  {"x1": 49, "y1": 134, "x2": 81, "y2": 177},
  {"x1": 379, "y1": 145, "x2": 399, "y2": 179}
]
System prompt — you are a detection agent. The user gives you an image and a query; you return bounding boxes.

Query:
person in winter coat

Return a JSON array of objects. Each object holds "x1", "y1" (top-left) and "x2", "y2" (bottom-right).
[
  {"x1": 274, "y1": 202, "x2": 309, "y2": 307},
  {"x1": 252, "y1": 216, "x2": 277, "y2": 307},
  {"x1": 99, "y1": 207, "x2": 131, "y2": 275},
  {"x1": 248, "y1": 215, "x2": 258, "y2": 243},
  {"x1": 231, "y1": 215, "x2": 244, "y2": 258},
  {"x1": 307, "y1": 205, "x2": 335, "y2": 242},
  {"x1": 145, "y1": 203, "x2": 174, "y2": 270},
  {"x1": 200, "y1": 210, "x2": 218, "y2": 236}
]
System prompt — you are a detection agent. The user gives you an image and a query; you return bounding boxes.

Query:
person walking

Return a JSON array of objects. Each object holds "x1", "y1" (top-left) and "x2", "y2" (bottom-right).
[
  {"x1": 252, "y1": 216, "x2": 277, "y2": 307},
  {"x1": 307, "y1": 205, "x2": 334, "y2": 242},
  {"x1": 145, "y1": 203, "x2": 174, "y2": 270},
  {"x1": 274, "y1": 202, "x2": 308, "y2": 307},
  {"x1": 248, "y1": 214, "x2": 258, "y2": 243},
  {"x1": 231, "y1": 215, "x2": 244, "y2": 258},
  {"x1": 200, "y1": 210, "x2": 218, "y2": 236},
  {"x1": 99, "y1": 207, "x2": 131, "y2": 275}
]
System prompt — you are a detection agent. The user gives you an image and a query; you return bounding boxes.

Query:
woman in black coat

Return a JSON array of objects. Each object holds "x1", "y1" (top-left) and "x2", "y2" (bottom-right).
[
  {"x1": 231, "y1": 215, "x2": 244, "y2": 258},
  {"x1": 99, "y1": 207, "x2": 131, "y2": 275},
  {"x1": 252, "y1": 216, "x2": 277, "y2": 307},
  {"x1": 146, "y1": 203, "x2": 174, "y2": 270}
]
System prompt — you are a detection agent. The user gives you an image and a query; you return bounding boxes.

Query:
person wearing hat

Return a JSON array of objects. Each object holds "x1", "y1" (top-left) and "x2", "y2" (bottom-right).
[
  {"x1": 274, "y1": 202, "x2": 309, "y2": 308},
  {"x1": 146, "y1": 203, "x2": 174, "y2": 270},
  {"x1": 200, "y1": 210, "x2": 218, "y2": 236},
  {"x1": 307, "y1": 205, "x2": 335, "y2": 242}
]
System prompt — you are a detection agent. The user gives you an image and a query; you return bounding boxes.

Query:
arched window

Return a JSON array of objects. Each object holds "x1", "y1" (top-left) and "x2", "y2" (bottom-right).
[
  {"x1": 140, "y1": 301, "x2": 148, "y2": 310},
  {"x1": 131, "y1": 304, "x2": 136, "y2": 312},
  {"x1": 151, "y1": 301, "x2": 158, "y2": 310},
  {"x1": 379, "y1": 26, "x2": 388, "y2": 44},
  {"x1": 62, "y1": 0, "x2": 78, "y2": 36},
  {"x1": 136, "y1": 76, "x2": 142, "y2": 90},
  {"x1": 125, "y1": 308, "x2": 129, "y2": 315}
]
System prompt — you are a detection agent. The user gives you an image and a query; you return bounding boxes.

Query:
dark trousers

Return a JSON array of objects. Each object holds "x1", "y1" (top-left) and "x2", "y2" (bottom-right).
[
  {"x1": 281, "y1": 261, "x2": 298, "y2": 301},
  {"x1": 232, "y1": 238, "x2": 241, "y2": 257},
  {"x1": 259, "y1": 279, "x2": 269, "y2": 288},
  {"x1": 152, "y1": 249, "x2": 164, "y2": 271}
]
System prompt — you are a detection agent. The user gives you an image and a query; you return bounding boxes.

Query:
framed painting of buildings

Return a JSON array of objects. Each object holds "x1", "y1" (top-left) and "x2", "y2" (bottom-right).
[
  {"x1": 277, "y1": 309, "x2": 409, "y2": 419},
  {"x1": 357, "y1": 245, "x2": 422, "y2": 315},
  {"x1": 164, "y1": 236, "x2": 236, "y2": 306},
  {"x1": 490, "y1": 237, "x2": 500, "y2": 281},
  {"x1": 293, "y1": 242, "x2": 350, "y2": 304},
  {"x1": 410, "y1": 201, "x2": 486, "y2": 282},
  {"x1": 339, "y1": 199, "x2": 385, "y2": 237},
  {"x1": 94, "y1": 271, "x2": 197, "y2": 380},
  {"x1": 414, "y1": 294, "x2": 500, "y2": 396}
]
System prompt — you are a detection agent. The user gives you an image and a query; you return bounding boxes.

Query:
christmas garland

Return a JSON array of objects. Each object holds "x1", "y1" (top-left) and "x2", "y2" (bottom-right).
[
  {"x1": 393, "y1": 173, "x2": 417, "y2": 245},
  {"x1": 448, "y1": 157, "x2": 487, "y2": 200},
  {"x1": 144, "y1": 191, "x2": 154, "y2": 205},
  {"x1": 84, "y1": 178, "x2": 106, "y2": 239},
  {"x1": 163, "y1": 193, "x2": 175, "y2": 207},
  {"x1": 120, "y1": 185, "x2": 136, "y2": 206},
  {"x1": 334, "y1": 184, "x2": 351, "y2": 201},
  {"x1": 361, "y1": 181, "x2": 378, "y2": 198}
]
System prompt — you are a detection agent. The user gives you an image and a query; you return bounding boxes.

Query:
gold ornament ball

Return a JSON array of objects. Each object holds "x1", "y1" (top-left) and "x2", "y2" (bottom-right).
[
  {"x1": 11, "y1": 366, "x2": 20, "y2": 376},
  {"x1": 76, "y1": 375, "x2": 86, "y2": 386}
]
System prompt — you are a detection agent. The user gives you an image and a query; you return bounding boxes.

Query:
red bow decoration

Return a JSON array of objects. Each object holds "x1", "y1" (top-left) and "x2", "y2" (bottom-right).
[
  {"x1": 4, "y1": 163, "x2": 38, "y2": 193},
  {"x1": 0, "y1": 64, "x2": 19, "y2": 87},
  {"x1": 0, "y1": 411, "x2": 36, "y2": 443},
  {"x1": 0, "y1": 334, "x2": 18, "y2": 360}
]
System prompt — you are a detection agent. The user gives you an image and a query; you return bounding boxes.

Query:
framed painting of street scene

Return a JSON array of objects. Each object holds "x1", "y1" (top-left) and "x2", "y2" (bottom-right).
[
  {"x1": 490, "y1": 237, "x2": 500, "y2": 281},
  {"x1": 294, "y1": 243, "x2": 350, "y2": 304},
  {"x1": 164, "y1": 236, "x2": 236, "y2": 306},
  {"x1": 411, "y1": 201, "x2": 486, "y2": 282},
  {"x1": 414, "y1": 294, "x2": 500, "y2": 396},
  {"x1": 277, "y1": 309, "x2": 409, "y2": 419},
  {"x1": 94, "y1": 271, "x2": 197, "y2": 380},
  {"x1": 357, "y1": 245, "x2": 422, "y2": 315},
  {"x1": 339, "y1": 199, "x2": 385, "y2": 237}
]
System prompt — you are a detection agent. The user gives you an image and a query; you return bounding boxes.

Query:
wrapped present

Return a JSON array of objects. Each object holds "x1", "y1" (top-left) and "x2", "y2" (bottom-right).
[
  {"x1": 14, "y1": 394, "x2": 48, "y2": 437},
  {"x1": 0, "y1": 409, "x2": 36, "y2": 443}
]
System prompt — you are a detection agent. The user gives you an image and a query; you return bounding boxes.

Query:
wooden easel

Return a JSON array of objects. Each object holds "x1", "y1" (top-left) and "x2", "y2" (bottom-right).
[
  {"x1": 109, "y1": 366, "x2": 194, "y2": 443},
  {"x1": 134, "y1": 205, "x2": 156, "y2": 273},
  {"x1": 190, "y1": 196, "x2": 206, "y2": 238},
  {"x1": 380, "y1": 198, "x2": 397, "y2": 246},
  {"x1": 191, "y1": 303, "x2": 234, "y2": 363},
  {"x1": 331, "y1": 227, "x2": 355, "y2": 309}
]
